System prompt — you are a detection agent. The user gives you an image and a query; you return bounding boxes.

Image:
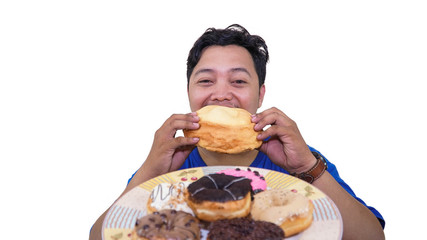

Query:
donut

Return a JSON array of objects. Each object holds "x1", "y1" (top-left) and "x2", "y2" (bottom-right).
[
  {"x1": 185, "y1": 173, "x2": 253, "y2": 222},
  {"x1": 251, "y1": 189, "x2": 314, "y2": 237},
  {"x1": 132, "y1": 209, "x2": 201, "y2": 240},
  {"x1": 217, "y1": 167, "x2": 267, "y2": 194},
  {"x1": 207, "y1": 217, "x2": 285, "y2": 240},
  {"x1": 183, "y1": 105, "x2": 262, "y2": 154},
  {"x1": 146, "y1": 182, "x2": 194, "y2": 215}
]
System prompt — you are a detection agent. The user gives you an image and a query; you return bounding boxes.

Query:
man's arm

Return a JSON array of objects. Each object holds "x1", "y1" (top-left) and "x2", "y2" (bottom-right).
[
  {"x1": 89, "y1": 113, "x2": 199, "y2": 240},
  {"x1": 252, "y1": 107, "x2": 385, "y2": 240},
  {"x1": 89, "y1": 209, "x2": 109, "y2": 240},
  {"x1": 89, "y1": 163, "x2": 154, "y2": 240},
  {"x1": 313, "y1": 171, "x2": 385, "y2": 240}
]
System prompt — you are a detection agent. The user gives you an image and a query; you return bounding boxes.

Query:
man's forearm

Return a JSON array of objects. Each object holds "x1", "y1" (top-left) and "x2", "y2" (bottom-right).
[
  {"x1": 89, "y1": 209, "x2": 108, "y2": 240},
  {"x1": 313, "y1": 172, "x2": 385, "y2": 240},
  {"x1": 89, "y1": 164, "x2": 158, "y2": 240}
]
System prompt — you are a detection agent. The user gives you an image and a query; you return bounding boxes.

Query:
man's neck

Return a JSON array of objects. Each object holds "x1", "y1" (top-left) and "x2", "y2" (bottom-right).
[{"x1": 198, "y1": 147, "x2": 259, "y2": 167}]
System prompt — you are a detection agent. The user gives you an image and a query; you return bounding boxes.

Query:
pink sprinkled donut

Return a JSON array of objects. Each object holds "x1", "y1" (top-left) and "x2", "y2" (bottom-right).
[{"x1": 217, "y1": 168, "x2": 267, "y2": 193}]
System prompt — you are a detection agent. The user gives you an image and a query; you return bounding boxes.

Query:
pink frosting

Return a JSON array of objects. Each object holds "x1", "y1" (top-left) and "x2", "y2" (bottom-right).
[{"x1": 217, "y1": 168, "x2": 267, "y2": 191}]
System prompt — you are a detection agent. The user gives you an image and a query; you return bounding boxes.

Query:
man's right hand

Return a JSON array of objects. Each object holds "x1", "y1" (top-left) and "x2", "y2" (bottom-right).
[
  {"x1": 140, "y1": 112, "x2": 200, "y2": 180},
  {"x1": 90, "y1": 112, "x2": 200, "y2": 240}
]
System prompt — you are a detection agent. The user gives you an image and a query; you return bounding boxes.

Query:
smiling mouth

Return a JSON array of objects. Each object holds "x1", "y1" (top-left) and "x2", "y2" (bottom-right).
[{"x1": 206, "y1": 102, "x2": 238, "y2": 108}]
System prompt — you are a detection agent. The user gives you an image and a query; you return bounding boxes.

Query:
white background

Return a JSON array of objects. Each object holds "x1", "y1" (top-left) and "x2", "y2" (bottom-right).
[{"x1": 1, "y1": 1, "x2": 426, "y2": 239}]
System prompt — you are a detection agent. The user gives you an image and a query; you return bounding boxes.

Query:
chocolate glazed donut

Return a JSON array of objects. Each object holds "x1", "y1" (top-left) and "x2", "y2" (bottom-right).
[
  {"x1": 185, "y1": 174, "x2": 254, "y2": 222},
  {"x1": 187, "y1": 174, "x2": 253, "y2": 202}
]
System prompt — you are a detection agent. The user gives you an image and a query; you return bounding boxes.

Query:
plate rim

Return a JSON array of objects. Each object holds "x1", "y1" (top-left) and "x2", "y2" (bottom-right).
[{"x1": 102, "y1": 165, "x2": 343, "y2": 240}]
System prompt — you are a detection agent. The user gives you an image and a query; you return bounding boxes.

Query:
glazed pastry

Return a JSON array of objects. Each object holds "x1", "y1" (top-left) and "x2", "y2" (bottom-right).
[
  {"x1": 185, "y1": 174, "x2": 253, "y2": 221},
  {"x1": 217, "y1": 167, "x2": 266, "y2": 193},
  {"x1": 251, "y1": 188, "x2": 314, "y2": 237},
  {"x1": 147, "y1": 182, "x2": 193, "y2": 215},
  {"x1": 132, "y1": 209, "x2": 201, "y2": 240}
]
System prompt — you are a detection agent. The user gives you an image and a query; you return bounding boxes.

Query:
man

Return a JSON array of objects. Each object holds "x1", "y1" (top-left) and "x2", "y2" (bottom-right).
[{"x1": 90, "y1": 24, "x2": 385, "y2": 240}]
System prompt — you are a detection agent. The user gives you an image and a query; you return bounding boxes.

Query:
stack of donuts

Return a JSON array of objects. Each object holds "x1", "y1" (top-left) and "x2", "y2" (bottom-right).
[{"x1": 132, "y1": 168, "x2": 314, "y2": 240}]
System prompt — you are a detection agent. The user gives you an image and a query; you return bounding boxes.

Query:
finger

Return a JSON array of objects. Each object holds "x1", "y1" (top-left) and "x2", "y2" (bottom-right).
[
  {"x1": 253, "y1": 109, "x2": 291, "y2": 131},
  {"x1": 170, "y1": 136, "x2": 200, "y2": 149},
  {"x1": 170, "y1": 145, "x2": 196, "y2": 171},
  {"x1": 171, "y1": 119, "x2": 200, "y2": 131},
  {"x1": 170, "y1": 112, "x2": 199, "y2": 124},
  {"x1": 256, "y1": 125, "x2": 287, "y2": 141},
  {"x1": 252, "y1": 107, "x2": 285, "y2": 121},
  {"x1": 159, "y1": 113, "x2": 200, "y2": 138}
]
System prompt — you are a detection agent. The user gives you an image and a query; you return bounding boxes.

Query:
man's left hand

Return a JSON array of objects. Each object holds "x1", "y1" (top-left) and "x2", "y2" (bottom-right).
[{"x1": 252, "y1": 107, "x2": 317, "y2": 174}]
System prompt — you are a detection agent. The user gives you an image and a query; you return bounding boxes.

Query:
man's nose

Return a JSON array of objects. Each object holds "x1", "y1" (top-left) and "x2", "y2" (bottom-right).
[{"x1": 210, "y1": 81, "x2": 233, "y2": 101}]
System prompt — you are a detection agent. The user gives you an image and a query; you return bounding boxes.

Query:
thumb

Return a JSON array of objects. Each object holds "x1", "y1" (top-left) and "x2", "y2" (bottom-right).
[{"x1": 170, "y1": 146, "x2": 196, "y2": 171}]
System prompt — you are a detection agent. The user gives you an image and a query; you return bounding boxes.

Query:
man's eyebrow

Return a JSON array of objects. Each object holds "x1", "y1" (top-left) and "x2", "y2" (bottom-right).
[
  {"x1": 193, "y1": 68, "x2": 214, "y2": 77},
  {"x1": 193, "y1": 67, "x2": 252, "y2": 77},
  {"x1": 230, "y1": 67, "x2": 251, "y2": 77}
]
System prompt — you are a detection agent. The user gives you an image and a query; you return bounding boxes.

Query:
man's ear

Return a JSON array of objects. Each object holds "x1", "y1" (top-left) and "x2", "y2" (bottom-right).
[{"x1": 258, "y1": 84, "x2": 266, "y2": 108}]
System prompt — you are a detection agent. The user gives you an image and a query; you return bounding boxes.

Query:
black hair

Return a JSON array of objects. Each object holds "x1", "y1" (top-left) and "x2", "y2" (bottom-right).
[{"x1": 186, "y1": 24, "x2": 269, "y2": 88}]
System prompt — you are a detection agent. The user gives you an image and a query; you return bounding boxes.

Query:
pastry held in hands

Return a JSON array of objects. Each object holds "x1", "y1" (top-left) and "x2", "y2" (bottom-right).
[{"x1": 183, "y1": 105, "x2": 262, "y2": 154}]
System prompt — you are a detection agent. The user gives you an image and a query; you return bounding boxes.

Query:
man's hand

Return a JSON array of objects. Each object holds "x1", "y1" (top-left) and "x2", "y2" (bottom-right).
[
  {"x1": 89, "y1": 112, "x2": 200, "y2": 240},
  {"x1": 142, "y1": 112, "x2": 200, "y2": 178},
  {"x1": 252, "y1": 107, "x2": 316, "y2": 174}
]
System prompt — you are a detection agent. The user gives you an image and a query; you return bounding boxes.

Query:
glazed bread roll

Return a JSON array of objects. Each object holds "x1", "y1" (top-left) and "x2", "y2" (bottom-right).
[{"x1": 184, "y1": 105, "x2": 262, "y2": 154}]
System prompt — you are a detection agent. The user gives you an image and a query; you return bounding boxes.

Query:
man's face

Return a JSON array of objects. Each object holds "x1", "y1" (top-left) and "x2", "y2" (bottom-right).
[{"x1": 188, "y1": 45, "x2": 265, "y2": 114}]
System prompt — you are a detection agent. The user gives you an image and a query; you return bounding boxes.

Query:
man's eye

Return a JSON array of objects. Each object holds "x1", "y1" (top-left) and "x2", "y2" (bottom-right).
[
  {"x1": 199, "y1": 79, "x2": 212, "y2": 84},
  {"x1": 233, "y1": 80, "x2": 246, "y2": 84}
]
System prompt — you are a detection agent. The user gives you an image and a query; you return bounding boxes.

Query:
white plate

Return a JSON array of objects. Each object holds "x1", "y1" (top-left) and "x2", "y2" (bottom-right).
[{"x1": 102, "y1": 166, "x2": 343, "y2": 240}]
